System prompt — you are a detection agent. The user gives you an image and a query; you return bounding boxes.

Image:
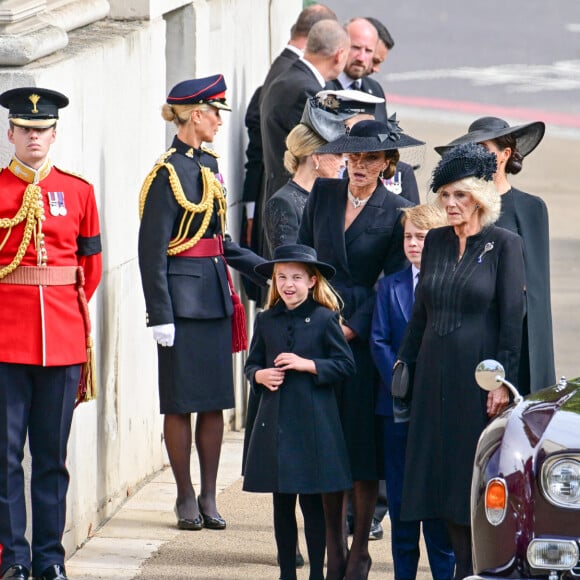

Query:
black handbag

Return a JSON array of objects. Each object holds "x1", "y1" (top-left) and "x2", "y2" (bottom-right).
[{"x1": 391, "y1": 360, "x2": 414, "y2": 401}]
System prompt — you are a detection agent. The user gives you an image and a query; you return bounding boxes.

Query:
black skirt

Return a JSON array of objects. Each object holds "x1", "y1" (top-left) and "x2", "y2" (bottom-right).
[{"x1": 157, "y1": 317, "x2": 234, "y2": 414}]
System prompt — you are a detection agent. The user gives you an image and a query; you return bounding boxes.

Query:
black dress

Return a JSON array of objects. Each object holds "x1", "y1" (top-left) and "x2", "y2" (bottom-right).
[
  {"x1": 243, "y1": 298, "x2": 355, "y2": 494},
  {"x1": 264, "y1": 179, "x2": 309, "y2": 253},
  {"x1": 298, "y1": 177, "x2": 412, "y2": 480},
  {"x1": 398, "y1": 225, "x2": 525, "y2": 526},
  {"x1": 138, "y1": 136, "x2": 265, "y2": 414},
  {"x1": 496, "y1": 187, "x2": 555, "y2": 392}
]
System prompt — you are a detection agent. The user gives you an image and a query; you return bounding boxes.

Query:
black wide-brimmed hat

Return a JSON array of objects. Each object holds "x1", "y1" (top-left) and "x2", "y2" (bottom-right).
[
  {"x1": 316, "y1": 116, "x2": 425, "y2": 155},
  {"x1": 431, "y1": 142, "x2": 497, "y2": 192},
  {"x1": 434, "y1": 117, "x2": 545, "y2": 157},
  {"x1": 300, "y1": 89, "x2": 385, "y2": 142},
  {"x1": 255, "y1": 244, "x2": 336, "y2": 279},
  {"x1": 167, "y1": 74, "x2": 231, "y2": 111},
  {"x1": 0, "y1": 87, "x2": 69, "y2": 128}
]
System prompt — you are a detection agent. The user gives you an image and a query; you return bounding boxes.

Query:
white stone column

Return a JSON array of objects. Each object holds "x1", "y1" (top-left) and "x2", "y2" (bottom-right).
[{"x1": 0, "y1": 0, "x2": 110, "y2": 65}]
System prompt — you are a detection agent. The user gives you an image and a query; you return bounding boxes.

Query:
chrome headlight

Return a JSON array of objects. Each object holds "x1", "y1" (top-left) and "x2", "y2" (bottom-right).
[
  {"x1": 527, "y1": 539, "x2": 579, "y2": 570},
  {"x1": 541, "y1": 457, "x2": 580, "y2": 508}
]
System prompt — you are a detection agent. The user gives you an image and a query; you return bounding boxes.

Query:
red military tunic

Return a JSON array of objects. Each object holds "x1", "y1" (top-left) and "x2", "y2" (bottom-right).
[{"x1": 0, "y1": 157, "x2": 102, "y2": 366}]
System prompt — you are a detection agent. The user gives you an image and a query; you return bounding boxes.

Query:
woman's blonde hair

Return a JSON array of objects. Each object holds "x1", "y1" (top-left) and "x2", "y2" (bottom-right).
[
  {"x1": 430, "y1": 175, "x2": 501, "y2": 227},
  {"x1": 265, "y1": 262, "x2": 343, "y2": 314},
  {"x1": 283, "y1": 123, "x2": 327, "y2": 174},
  {"x1": 161, "y1": 102, "x2": 210, "y2": 126}
]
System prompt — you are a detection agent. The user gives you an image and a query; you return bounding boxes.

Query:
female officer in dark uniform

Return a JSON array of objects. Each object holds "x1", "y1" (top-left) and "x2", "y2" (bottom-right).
[{"x1": 138, "y1": 75, "x2": 265, "y2": 530}]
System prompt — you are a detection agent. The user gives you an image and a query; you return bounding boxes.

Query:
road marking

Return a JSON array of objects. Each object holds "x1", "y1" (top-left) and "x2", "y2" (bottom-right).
[
  {"x1": 566, "y1": 23, "x2": 580, "y2": 32},
  {"x1": 388, "y1": 93, "x2": 580, "y2": 130},
  {"x1": 385, "y1": 61, "x2": 580, "y2": 93}
]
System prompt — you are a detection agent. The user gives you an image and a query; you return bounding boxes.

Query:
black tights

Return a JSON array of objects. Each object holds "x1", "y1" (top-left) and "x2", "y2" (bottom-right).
[
  {"x1": 273, "y1": 492, "x2": 325, "y2": 580},
  {"x1": 446, "y1": 521, "x2": 473, "y2": 580},
  {"x1": 164, "y1": 411, "x2": 224, "y2": 519}
]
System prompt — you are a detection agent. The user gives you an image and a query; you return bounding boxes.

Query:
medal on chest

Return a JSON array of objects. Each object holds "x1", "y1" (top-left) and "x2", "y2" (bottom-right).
[
  {"x1": 47, "y1": 191, "x2": 67, "y2": 216},
  {"x1": 383, "y1": 171, "x2": 402, "y2": 195}
]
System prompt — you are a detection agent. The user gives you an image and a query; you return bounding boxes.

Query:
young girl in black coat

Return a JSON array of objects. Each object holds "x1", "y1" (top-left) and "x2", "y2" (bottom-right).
[{"x1": 243, "y1": 244, "x2": 355, "y2": 580}]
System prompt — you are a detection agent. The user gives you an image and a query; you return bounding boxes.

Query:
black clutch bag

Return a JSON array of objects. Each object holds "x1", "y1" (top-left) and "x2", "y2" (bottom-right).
[{"x1": 391, "y1": 361, "x2": 415, "y2": 401}]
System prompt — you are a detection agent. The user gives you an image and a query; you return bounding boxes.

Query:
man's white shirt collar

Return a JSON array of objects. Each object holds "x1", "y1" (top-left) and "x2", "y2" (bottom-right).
[
  {"x1": 300, "y1": 57, "x2": 326, "y2": 88},
  {"x1": 338, "y1": 72, "x2": 357, "y2": 89},
  {"x1": 286, "y1": 44, "x2": 303, "y2": 57}
]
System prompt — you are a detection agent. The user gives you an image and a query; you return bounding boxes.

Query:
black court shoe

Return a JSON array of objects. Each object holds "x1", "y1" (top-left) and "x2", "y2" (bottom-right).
[
  {"x1": 198, "y1": 499, "x2": 226, "y2": 530},
  {"x1": 174, "y1": 503, "x2": 203, "y2": 530},
  {"x1": 37, "y1": 564, "x2": 67, "y2": 580},
  {"x1": 1, "y1": 565, "x2": 30, "y2": 580}
]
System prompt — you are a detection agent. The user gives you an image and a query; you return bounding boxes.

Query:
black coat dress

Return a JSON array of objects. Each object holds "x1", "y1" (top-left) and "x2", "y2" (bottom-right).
[
  {"x1": 398, "y1": 225, "x2": 525, "y2": 526},
  {"x1": 496, "y1": 187, "x2": 555, "y2": 392},
  {"x1": 298, "y1": 178, "x2": 413, "y2": 480},
  {"x1": 243, "y1": 298, "x2": 355, "y2": 494},
  {"x1": 138, "y1": 136, "x2": 266, "y2": 414}
]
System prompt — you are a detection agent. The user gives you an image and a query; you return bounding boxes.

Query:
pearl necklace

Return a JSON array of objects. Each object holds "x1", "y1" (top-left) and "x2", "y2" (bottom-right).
[{"x1": 347, "y1": 190, "x2": 371, "y2": 209}]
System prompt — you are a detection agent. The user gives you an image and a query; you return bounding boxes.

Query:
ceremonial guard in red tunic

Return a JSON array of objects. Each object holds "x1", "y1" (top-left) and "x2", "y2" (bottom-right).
[{"x1": 0, "y1": 88, "x2": 102, "y2": 580}]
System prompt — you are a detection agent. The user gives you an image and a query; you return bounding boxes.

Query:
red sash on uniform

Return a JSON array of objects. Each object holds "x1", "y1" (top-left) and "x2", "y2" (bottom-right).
[{"x1": 174, "y1": 236, "x2": 247, "y2": 352}]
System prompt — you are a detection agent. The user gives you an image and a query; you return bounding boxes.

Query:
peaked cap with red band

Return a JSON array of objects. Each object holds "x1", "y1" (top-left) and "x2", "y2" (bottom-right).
[{"x1": 166, "y1": 74, "x2": 231, "y2": 111}]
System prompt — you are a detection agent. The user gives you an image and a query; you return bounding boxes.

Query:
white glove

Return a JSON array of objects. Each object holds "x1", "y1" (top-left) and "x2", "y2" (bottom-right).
[{"x1": 152, "y1": 323, "x2": 175, "y2": 347}]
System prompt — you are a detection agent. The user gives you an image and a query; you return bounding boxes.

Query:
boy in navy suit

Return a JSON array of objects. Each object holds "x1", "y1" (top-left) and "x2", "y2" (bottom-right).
[{"x1": 371, "y1": 205, "x2": 455, "y2": 580}]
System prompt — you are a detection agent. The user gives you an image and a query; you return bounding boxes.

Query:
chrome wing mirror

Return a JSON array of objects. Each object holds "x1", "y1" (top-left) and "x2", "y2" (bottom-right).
[{"x1": 475, "y1": 359, "x2": 523, "y2": 404}]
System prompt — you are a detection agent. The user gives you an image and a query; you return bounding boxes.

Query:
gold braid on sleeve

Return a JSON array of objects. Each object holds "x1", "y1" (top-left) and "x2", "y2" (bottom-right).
[
  {"x1": 0, "y1": 184, "x2": 45, "y2": 280},
  {"x1": 138, "y1": 151, "x2": 227, "y2": 256}
]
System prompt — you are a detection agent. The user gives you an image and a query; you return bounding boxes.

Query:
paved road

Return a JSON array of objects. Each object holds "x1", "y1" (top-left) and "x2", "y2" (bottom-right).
[{"x1": 326, "y1": 0, "x2": 580, "y2": 117}]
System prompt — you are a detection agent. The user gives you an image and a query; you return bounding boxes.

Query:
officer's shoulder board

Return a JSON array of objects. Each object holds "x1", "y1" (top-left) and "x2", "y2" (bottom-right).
[
  {"x1": 53, "y1": 165, "x2": 91, "y2": 184},
  {"x1": 201, "y1": 145, "x2": 219, "y2": 159}
]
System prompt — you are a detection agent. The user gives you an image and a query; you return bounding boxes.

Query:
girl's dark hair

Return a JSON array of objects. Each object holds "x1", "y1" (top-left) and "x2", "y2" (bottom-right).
[{"x1": 492, "y1": 134, "x2": 523, "y2": 175}]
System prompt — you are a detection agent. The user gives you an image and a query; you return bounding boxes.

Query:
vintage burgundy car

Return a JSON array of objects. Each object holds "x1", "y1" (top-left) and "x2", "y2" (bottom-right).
[{"x1": 468, "y1": 360, "x2": 580, "y2": 580}]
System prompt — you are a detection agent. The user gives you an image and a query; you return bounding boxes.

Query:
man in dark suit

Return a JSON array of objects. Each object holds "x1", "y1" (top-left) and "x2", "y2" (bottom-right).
[
  {"x1": 241, "y1": 4, "x2": 337, "y2": 241},
  {"x1": 328, "y1": 18, "x2": 386, "y2": 119},
  {"x1": 365, "y1": 16, "x2": 395, "y2": 76},
  {"x1": 240, "y1": 5, "x2": 338, "y2": 301},
  {"x1": 260, "y1": 19, "x2": 349, "y2": 205},
  {"x1": 370, "y1": 205, "x2": 455, "y2": 580},
  {"x1": 329, "y1": 17, "x2": 421, "y2": 207}
]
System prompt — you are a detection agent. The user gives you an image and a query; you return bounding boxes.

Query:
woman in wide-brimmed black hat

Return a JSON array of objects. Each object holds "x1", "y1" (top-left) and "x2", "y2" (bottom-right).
[
  {"x1": 435, "y1": 117, "x2": 555, "y2": 394},
  {"x1": 298, "y1": 117, "x2": 424, "y2": 580}
]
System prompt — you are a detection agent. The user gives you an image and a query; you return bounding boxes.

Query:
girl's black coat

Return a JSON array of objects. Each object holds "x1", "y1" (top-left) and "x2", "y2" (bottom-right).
[{"x1": 243, "y1": 298, "x2": 355, "y2": 494}]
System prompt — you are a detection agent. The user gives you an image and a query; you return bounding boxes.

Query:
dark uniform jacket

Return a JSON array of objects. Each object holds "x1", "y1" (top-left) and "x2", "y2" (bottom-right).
[
  {"x1": 138, "y1": 137, "x2": 265, "y2": 327},
  {"x1": 243, "y1": 298, "x2": 355, "y2": 494}
]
